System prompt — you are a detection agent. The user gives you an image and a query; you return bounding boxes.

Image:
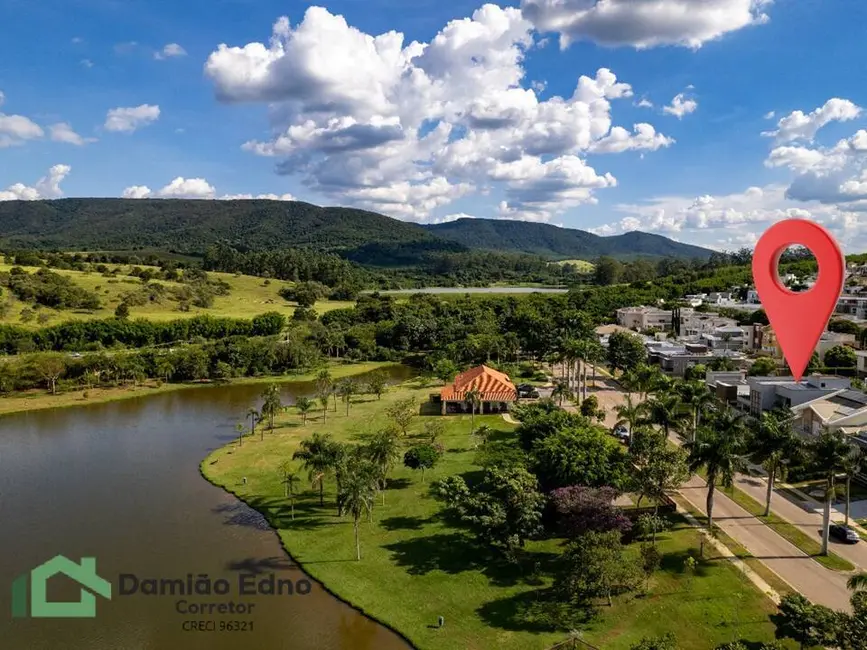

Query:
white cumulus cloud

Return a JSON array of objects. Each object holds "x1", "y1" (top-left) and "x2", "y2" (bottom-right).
[
  {"x1": 763, "y1": 98, "x2": 862, "y2": 144},
  {"x1": 104, "y1": 104, "x2": 161, "y2": 133},
  {"x1": 0, "y1": 165, "x2": 71, "y2": 201},
  {"x1": 520, "y1": 0, "x2": 772, "y2": 50},
  {"x1": 663, "y1": 92, "x2": 698, "y2": 119},
  {"x1": 204, "y1": 5, "x2": 672, "y2": 222},
  {"x1": 49, "y1": 122, "x2": 95, "y2": 146}
]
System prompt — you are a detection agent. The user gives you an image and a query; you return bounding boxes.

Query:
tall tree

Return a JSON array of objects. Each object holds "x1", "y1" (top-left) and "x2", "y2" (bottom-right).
[
  {"x1": 338, "y1": 452, "x2": 378, "y2": 560},
  {"x1": 465, "y1": 386, "x2": 482, "y2": 432},
  {"x1": 676, "y1": 380, "x2": 716, "y2": 442},
  {"x1": 278, "y1": 461, "x2": 301, "y2": 520},
  {"x1": 607, "y1": 331, "x2": 648, "y2": 375},
  {"x1": 630, "y1": 429, "x2": 688, "y2": 539},
  {"x1": 554, "y1": 529, "x2": 640, "y2": 607},
  {"x1": 259, "y1": 384, "x2": 283, "y2": 434},
  {"x1": 403, "y1": 443, "x2": 442, "y2": 483},
  {"x1": 685, "y1": 409, "x2": 748, "y2": 530},
  {"x1": 842, "y1": 446, "x2": 864, "y2": 527},
  {"x1": 364, "y1": 428, "x2": 402, "y2": 504},
  {"x1": 749, "y1": 410, "x2": 801, "y2": 516},
  {"x1": 30, "y1": 352, "x2": 66, "y2": 394},
  {"x1": 337, "y1": 378, "x2": 357, "y2": 416},
  {"x1": 246, "y1": 407, "x2": 259, "y2": 439},
  {"x1": 318, "y1": 392, "x2": 329, "y2": 423},
  {"x1": 386, "y1": 396, "x2": 417, "y2": 436},
  {"x1": 295, "y1": 396, "x2": 314, "y2": 425},
  {"x1": 809, "y1": 430, "x2": 855, "y2": 555},
  {"x1": 293, "y1": 432, "x2": 336, "y2": 507},
  {"x1": 645, "y1": 392, "x2": 689, "y2": 440},
  {"x1": 614, "y1": 394, "x2": 648, "y2": 439},
  {"x1": 366, "y1": 370, "x2": 388, "y2": 400}
]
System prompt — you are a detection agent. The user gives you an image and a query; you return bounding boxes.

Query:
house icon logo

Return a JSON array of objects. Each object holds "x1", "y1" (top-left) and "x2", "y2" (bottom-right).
[{"x1": 11, "y1": 555, "x2": 112, "y2": 618}]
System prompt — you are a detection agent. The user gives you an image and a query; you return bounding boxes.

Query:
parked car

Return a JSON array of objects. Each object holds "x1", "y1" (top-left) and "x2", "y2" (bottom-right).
[
  {"x1": 829, "y1": 524, "x2": 861, "y2": 544},
  {"x1": 612, "y1": 424, "x2": 630, "y2": 442},
  {"x1": 516, "y1": 384, "x2": 540, "y2": 398}
]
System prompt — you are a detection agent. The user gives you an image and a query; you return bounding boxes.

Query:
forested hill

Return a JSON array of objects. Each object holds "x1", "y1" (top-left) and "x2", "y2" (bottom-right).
[
  {"x1": 424, "y1": 218, "x2": 713, "y2": 260},
  {"x1": 0, "y1": 198, "x2": 712, "y2": 261}
]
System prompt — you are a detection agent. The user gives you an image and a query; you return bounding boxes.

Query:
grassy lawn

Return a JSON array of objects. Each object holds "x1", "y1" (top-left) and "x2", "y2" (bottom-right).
[
  {"x1": 202, "y1": 381, "x2": 788, "y2": 650},
  {"x1": 672, "y1": 495, "x2": 796, "y2": 600},
  {"x1": 0, "y1": 263, "x2": 353, "y2": 327},
  {"x1": 0, "y1": 361, "x2": 394, "y2": 417}
]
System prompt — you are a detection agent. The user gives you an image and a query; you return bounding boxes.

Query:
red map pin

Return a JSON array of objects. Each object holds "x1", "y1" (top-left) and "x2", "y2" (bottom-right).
[{"x1": 752, "y1": 219, "x2": 845, "y2": 382}]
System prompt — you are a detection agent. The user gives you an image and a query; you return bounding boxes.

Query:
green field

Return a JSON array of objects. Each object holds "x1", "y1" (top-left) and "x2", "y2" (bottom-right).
[
  {"x1": 202, "y1": 380, "x2": 786, "y2": 650},
  {"x1": 0, "y1": 263, "x2": 353, "y2": 327}
]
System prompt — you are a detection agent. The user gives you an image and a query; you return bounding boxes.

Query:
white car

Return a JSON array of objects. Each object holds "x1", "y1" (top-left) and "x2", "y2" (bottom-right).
[{"x1": 612, "y1": 425, "x2": 630, "y2": 441}]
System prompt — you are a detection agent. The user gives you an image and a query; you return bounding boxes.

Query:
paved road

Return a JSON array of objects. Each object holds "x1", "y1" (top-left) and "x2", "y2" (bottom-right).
[
  {"x1": 734, "y1": 470, "x2": 867, "y2": 572},
  {"x1": 678, "y1": 474, "x2": 853, "y2": 612}
]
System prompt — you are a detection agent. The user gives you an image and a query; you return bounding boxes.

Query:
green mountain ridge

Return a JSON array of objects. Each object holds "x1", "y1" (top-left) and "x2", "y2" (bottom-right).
[
  {"x1": 424, "y1": 218, "x2": 712, "y2": 260},
  {"x1": 0, "y1": 198, "x2": 713, "y2": 262}
]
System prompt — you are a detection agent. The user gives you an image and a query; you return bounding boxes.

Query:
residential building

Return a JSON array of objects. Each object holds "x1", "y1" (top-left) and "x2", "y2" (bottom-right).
[
  {"x1": 858, "y1": 351, "x2": 867, "y2": 377},
  {"x1": 616, "y1": 306, "x2": 673, "y2": 331},
  {"x1": 705, "y1": 370, "x2": 748, "y2": 405},
  {"x1": 836, "y1": 295, "x2": 867, "y2": 320},
  {"x1": 706, "y1": 292, "x2": 734, "y2": 305},
  {"x1": 746, "y1": 289, "x2": 760, "y2": 304},
  {"x1": 815, "y1": 332, "x2": 857, "y2": 362},
  {"x1": 679, "y1": 312, "x2": 738, "y2": 337},
  {"x1": 759, "y1": 326, "x2": 781, "y2": 358},
  {"x1": 743, "y1": 375, "x2": 851, "y2": 417},
  {"x1": 700, "y1": 325, "x2": 758, "y2": 352},
  {"x1": 647, "y1": 342, "x2": 743, "y2": 377},
  {"x1": 438, "y1": 365, "x2": 517, "y2": 415},
  {"x1": 790, "y1": 389, "x2": 867, "y2": 438}
]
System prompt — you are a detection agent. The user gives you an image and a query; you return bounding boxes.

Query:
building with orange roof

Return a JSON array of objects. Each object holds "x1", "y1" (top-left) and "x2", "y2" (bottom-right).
[{"x1": 438, "y1": 365, "x2": 518, "y2": 415}]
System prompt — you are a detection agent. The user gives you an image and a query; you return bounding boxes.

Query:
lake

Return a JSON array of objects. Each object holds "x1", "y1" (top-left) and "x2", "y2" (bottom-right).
[{"x1": 0, "y1": 366, "x2": 415, "y2": 650}]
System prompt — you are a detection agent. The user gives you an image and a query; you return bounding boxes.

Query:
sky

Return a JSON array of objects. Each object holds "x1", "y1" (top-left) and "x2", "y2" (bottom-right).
[{"x1": 2, "y1": 0, "x2": 867, "y2": 252}]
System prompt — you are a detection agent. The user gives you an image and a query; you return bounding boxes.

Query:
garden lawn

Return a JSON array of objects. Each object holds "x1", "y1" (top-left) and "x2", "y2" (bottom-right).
[{"x1": 203, "y1": 381, "x2": 789, "y2": 650}]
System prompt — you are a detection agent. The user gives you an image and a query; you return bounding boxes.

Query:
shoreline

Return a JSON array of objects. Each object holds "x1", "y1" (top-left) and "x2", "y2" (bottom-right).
[
  {"x1": 197, "y1": 460, "x2": 418, "y2": 650},
  {"x1": 0, "y1": 361, "x2": 399, "y2": 418}
]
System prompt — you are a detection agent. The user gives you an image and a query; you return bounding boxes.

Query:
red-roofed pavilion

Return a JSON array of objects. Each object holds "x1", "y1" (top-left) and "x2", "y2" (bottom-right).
[{"x1": 439, "y1": 365, "x2": 518, "y2": 415}]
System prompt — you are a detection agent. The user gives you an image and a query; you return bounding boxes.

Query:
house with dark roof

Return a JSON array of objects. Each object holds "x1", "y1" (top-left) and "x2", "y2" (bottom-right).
[{"x1": 438, "y1": 365, "x2": 517, "y2": 415}]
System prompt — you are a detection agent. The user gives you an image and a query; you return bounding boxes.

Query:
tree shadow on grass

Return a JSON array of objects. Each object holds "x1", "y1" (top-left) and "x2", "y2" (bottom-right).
[
  {"x1": 236, "y1": 495, "x2": 332, "y2": 532},
  {"x1": 386, "y1": 477, "x2": 412, "y2": 491},
  {"x1": 659, "y1": 549, "x2": 710, "y2": 578},
  {"x1": 379, "y1": 515, "x2": 431, "y2": 531},
  {"x1": 383, "y1": 532, "x2": 560, "y2": 588},
  {"x1": 476, "y1": 587, "x2": 590, "y2": 634}
]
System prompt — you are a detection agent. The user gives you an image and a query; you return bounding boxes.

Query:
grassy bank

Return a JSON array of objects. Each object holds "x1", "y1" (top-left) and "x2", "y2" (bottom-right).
[
  {"x1": 0, "y1": 362, "x2": 395, "y2": 417},
  {"x1": 202, "y1": 381, "x2": 787, "y2": 650}
]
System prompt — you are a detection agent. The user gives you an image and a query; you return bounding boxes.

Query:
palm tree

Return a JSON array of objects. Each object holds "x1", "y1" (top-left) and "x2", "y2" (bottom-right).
[
  {"x1": 337, "y1": 379, "x2": 357, "y2": 416},
  {"x1": 619, "y1": 368, "x2": 639, "y2": 401},
  {"x1": 293, "y1": 432, "x2": 335, "y2": 507},
  {"x1": 339, "y1": 455, "x2": 377, "y2": 560},
  {"x1": 677, "y1": 381, "x2": 716, "y2": 442},
  {"x1": 809, "y1": 430, "x2": 854, "y2": 555},
  {"x1": 551, "y1": 381, "x2": 571, "y2": 406},
  {"x1": 295, "y1": 396, "x2": 314, "y2": 424},
  {"x1": 246, "y1": 407, "x2": 259, "y2": 439},
  {"x1": 634, "y1": 364, "x2": 664, "y2": 401},
  {"x1": 278, "y1": 461, "x2": 301, "y2": 520},
  {"x1": 646, "y1": 392, "x2": 689, "y2": 440},
  {"x1": 465, "y1": 386, "x2": 482, "y2": 432},
  {"x1": 749, "y1": 410, "x2": 801, "y2": 516},
  {"x1": 842, "y1": 445, "x2": 864, "y2": 527},
  {"x1": 318, "y1": 392, "x2": 329, "y2": 423},
  {"x1": 260, "y1": 384, "x2": 283, "y2": 433},
  {"x1": 364, "y1": 429, "x2": 401, "y2": 504},
  {"x1": 584, "y1": 338, "x2": 605, "y2": 391},
  {"x1": 614, "y1": 394, "x2": 648, "y2": 433},
  {"x1": 235, "y1": 422, "x2": 245, "y2": 447},
  {"x1": 685, "y1": 409, "x2": 748, "y2": 530}
]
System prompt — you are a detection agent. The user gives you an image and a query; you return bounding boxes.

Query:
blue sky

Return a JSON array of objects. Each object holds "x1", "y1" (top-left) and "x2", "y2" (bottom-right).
[{"x1": 2, "y1": 0, "x2": 867, "y2": 251}]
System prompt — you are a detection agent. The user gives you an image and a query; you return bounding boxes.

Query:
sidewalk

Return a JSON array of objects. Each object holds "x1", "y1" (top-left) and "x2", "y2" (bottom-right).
[
  {"x1": 676, "y1": 474, "x2": 852, "y2": 612},
  {"x1": 732, "y1": 467, "x2": 867, "y2": 572}
]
